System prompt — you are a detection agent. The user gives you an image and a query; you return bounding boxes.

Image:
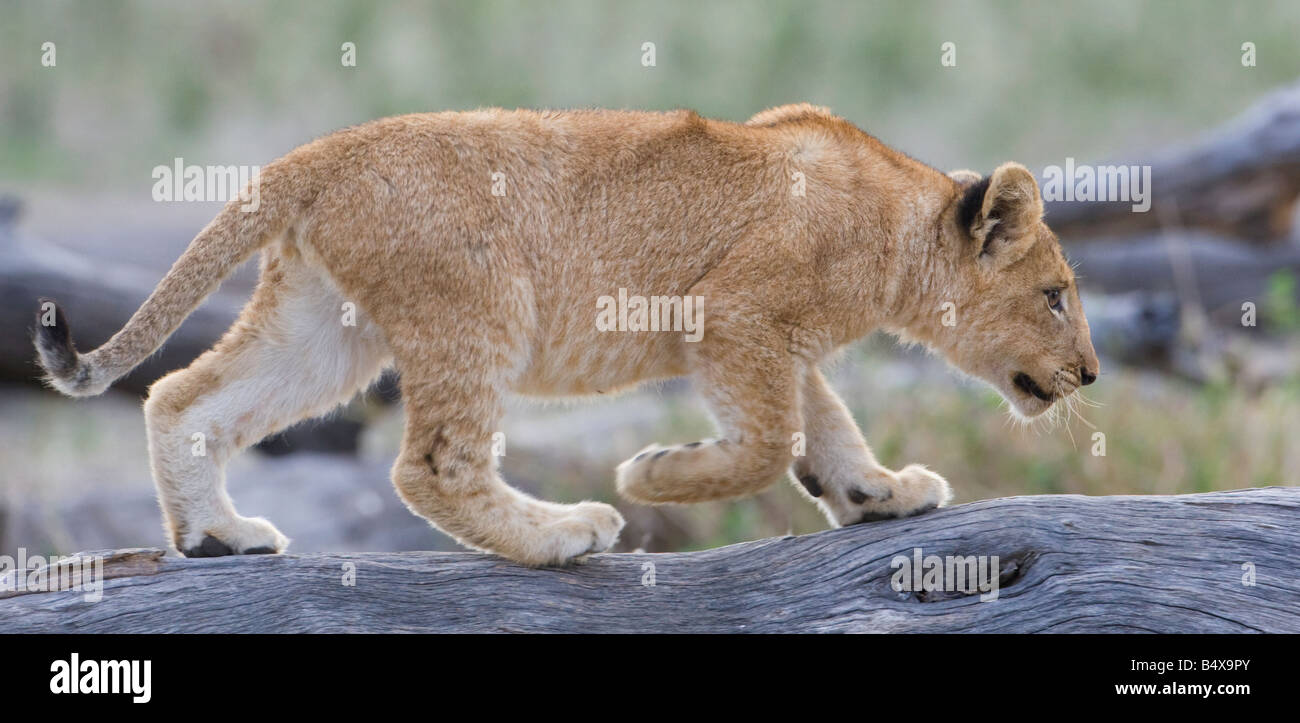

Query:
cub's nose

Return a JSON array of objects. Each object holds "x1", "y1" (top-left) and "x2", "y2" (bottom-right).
[{"x1": 1080, "y1": 367, "x2": 1098, "y2": 386}]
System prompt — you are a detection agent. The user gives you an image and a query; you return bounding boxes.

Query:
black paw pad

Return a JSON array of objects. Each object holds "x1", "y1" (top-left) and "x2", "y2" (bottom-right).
[
  {"x1": 242, "y1": 546, "x2": 278, "y2": 555},
  {"x1": 185, "y1": 535, "x2": 235, "y2": 558},
  {"x1": 847, "y1": 488, "x2": 870, "y2": 505}
]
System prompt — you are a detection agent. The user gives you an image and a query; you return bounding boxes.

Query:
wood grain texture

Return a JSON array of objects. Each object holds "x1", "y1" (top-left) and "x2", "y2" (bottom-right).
[{"x1": 4, "y1": 487, "x2": 1296, "y2": 633}]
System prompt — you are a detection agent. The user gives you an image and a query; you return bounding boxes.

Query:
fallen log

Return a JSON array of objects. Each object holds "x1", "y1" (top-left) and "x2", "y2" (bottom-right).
[
  {"x1": 3, "y1": 487, "x2": 1295, "y2": 633},
  {"x1": 1044, "y1": 81, "x2": 1300, "y2": 243}
]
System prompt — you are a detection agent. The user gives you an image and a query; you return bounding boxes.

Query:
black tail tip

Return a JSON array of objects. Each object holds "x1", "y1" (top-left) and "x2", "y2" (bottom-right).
[{"x1": 34, "y1": 297, "x2": 78, "y2": 376}]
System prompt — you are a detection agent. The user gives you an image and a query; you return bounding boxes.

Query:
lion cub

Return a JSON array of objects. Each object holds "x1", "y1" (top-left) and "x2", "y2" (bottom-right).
[{"x1": 36, "y1": 105, "x2": 1098, "y2": 565}]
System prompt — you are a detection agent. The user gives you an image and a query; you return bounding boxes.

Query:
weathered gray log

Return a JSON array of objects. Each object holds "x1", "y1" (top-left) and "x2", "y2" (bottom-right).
[
  {"x1": 1044, "y1": 81, "x2": 1300, "y2": 242},
  {"x1": 3, "y1": 487, "x2": 1296, "y2": 633}
]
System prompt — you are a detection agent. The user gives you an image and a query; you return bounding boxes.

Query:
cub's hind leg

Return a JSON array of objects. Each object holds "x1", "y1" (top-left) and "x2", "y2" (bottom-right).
[
  {"x1": 386, "y1": 317, "x2": 623, "y2": 566},
  {"x1": 144, "y1": 252, "x2": 391, "y2": 557}
]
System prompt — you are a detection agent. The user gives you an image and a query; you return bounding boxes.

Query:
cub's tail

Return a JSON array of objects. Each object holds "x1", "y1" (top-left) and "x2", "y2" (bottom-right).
[{"x1": 34, "y1": 158, "x2": 319, "y2": 397}]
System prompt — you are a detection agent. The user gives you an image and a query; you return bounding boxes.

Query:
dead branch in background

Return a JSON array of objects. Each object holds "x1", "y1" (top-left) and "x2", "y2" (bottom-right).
[{"x1": 1045, "y1": 80, "x2": 1300, "y2": 243}]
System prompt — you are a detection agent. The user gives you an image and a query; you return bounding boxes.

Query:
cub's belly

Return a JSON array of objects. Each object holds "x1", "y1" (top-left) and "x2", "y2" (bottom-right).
[{"x1": 512, "y1": 326, "x2": 692, "y2": 397}]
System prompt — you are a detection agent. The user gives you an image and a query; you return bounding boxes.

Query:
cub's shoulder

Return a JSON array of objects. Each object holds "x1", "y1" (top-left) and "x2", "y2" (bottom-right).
[{"x1": 745, "y1": 103, "x2": 843, "y2": 128}]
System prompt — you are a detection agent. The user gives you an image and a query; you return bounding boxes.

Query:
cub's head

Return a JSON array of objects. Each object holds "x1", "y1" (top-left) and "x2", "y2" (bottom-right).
[{"x1": 938, "y1": 163, "x2": 1099, "y2": 419}]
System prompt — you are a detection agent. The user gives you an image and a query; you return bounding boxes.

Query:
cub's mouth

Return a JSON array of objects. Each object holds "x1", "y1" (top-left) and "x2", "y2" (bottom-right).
[{"x1": 1012, "y1": 372, "x2": 1054, "y2": 402}]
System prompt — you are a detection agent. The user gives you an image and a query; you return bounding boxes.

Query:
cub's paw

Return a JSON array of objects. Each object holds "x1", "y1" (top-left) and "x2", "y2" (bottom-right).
[
  {"x1": 890, "y1": 464, "x2": 953, "y2": 516},
  {"x1": 615, "y1": 440, "x2": 729, "y2": 504},
  {"x1": 820, "y1": 464, "x2": 952, "y2": 527},
  {"x1": 179, "y1": 516, "x2": 290, "y2": 558},
  {"x1": 615, "y1": 443, "x2": 672, "y2": 502},
  {"x1": 530, "y1": 501, "x2": 625, "y2": 566}
]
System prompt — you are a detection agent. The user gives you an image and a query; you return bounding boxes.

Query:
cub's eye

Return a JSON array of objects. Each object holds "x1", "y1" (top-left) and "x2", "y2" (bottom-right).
[{"x1": 1045, "y1": 288, "x2": 1063, "y2": 312}]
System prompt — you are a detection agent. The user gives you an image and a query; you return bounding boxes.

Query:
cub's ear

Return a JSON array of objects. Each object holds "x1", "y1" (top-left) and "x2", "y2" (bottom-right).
[{"x1": 956, "y1": 162, "x2": 1043, "y2": 268}]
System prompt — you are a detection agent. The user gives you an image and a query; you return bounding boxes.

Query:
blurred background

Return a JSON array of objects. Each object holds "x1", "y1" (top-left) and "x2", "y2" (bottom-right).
[{"x1": 2, "y1": 0, "x2": 1298, "y2": 557}]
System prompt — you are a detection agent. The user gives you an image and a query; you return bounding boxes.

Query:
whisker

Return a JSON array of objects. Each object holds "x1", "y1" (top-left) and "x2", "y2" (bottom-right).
[
  {"x1": 1061, "y1": 396, "x2": 1078, "y2": 449},
  {"x1": 1074, "y1": 390, "x2": 1103, "y2": 409},
  {"x1": 1066, "y1": 391, "x2": 1097, "y2": 431}
]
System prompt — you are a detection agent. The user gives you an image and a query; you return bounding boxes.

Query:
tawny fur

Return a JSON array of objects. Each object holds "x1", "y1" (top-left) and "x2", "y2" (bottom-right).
[{"x1": 34, "y1": 106, "x2": 1099, "y2": 566}]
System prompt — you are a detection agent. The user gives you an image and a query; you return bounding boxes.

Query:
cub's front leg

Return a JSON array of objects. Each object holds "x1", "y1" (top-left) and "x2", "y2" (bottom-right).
[{"x1": 792, "y1": 367, "x2": 952, "y2": 526}]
